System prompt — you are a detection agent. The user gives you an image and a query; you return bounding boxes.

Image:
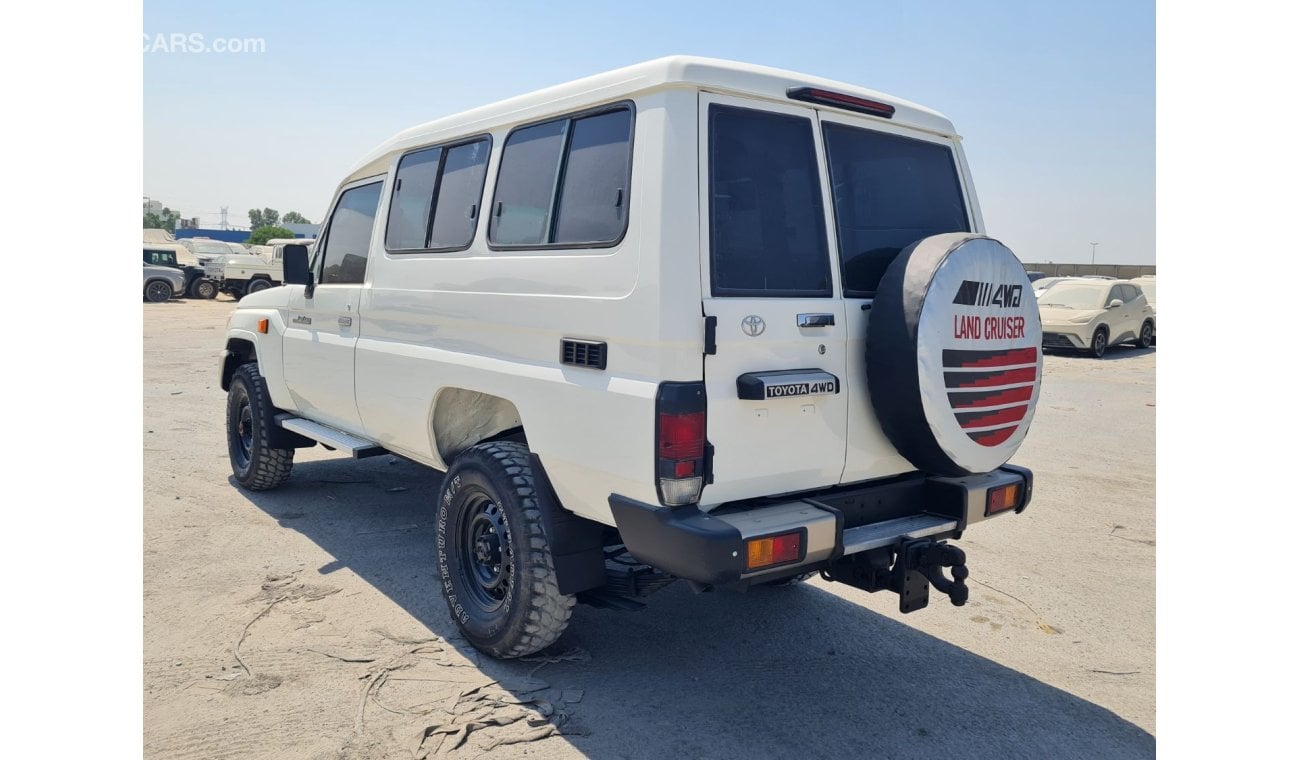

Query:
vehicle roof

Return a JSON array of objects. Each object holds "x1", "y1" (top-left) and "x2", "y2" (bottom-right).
[{"x1": 345, "y1": 56, "x2": 957, "y2": 185}]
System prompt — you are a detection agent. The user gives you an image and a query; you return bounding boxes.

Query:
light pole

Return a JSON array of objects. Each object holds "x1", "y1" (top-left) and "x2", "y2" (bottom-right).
[{"x1": 1090, "y1": 242, "x2": 1098, "y2": 266}]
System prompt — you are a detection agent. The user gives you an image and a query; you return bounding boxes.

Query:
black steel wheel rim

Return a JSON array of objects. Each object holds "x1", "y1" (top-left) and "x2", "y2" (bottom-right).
[
  {"x1": 233, "y1": 398, "x2": 253, "y2": 469},
  {"x1": 459, "y1": 491, "x2": 513, "y2": 612}
]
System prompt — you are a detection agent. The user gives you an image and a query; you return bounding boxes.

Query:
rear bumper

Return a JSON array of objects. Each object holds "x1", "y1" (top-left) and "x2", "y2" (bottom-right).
[{"x1": 608, "y1": 465, "x2": 1032, "y2": 586}]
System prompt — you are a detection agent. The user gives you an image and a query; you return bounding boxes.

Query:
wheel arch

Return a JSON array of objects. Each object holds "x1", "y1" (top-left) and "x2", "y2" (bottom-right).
[
  {"x1": 221, "y1": 336, "x2": 257, "y2": 391},
  {"x1": 430, "y1": 388, "x2": 525, "y2": 468}
]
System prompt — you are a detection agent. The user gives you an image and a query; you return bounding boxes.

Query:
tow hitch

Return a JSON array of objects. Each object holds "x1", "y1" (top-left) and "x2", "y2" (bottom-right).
[{"x1": 823, "y1": 538, "x2": 970, "y2": 613}]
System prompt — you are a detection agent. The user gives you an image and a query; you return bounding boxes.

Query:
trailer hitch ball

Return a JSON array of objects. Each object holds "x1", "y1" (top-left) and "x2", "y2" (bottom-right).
[{"x1": 900, "y1": 539, "x2": 971, "y2": 610}]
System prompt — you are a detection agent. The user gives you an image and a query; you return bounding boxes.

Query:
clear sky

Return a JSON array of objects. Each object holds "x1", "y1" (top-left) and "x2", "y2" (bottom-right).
[{"x1": 144, "y1": 0, "x2": 1153, "y2": 264}]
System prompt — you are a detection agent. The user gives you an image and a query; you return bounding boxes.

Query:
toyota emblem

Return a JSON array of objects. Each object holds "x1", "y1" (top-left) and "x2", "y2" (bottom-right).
[{"x1": 741, "y1": 315, "x2": 766, "y2": 337}]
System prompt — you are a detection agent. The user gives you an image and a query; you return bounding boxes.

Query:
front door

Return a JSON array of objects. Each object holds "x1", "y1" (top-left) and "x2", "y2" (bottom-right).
[
  {"x1": 698, "y1": 93, "x2": 850, "y2": 505},
  {"x1": 282, "y1": 179, "x2": 383, "y2": 433}
]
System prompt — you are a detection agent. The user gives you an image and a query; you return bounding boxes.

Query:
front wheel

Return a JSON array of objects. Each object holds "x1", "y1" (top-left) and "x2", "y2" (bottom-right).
[
  {"x1": 1089, "y1": 327, "x2": 1109, "y2": 358},
  {"x1": 226, "y1": 363, "x2": 294, "y2": 490},
  {"x1": 247, "y1": 279, "x2": 272, "y2": 294},
  {"x1": 191, "y1": 279, "x2": 218, "y2": 299},
  {"x1": 435, "y1": 442, "x2": 573, "y2": 658}
]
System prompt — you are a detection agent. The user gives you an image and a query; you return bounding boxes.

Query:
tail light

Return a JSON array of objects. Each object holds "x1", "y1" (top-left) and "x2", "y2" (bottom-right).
[
  {"x1": 656, "y1": 382, "x2": 707, "y2": 506},
  {"x1": 746, "y1": 531, "x2": 803, "y2": 571},
  {"x1": 986, "y1": 482, "x2": 1023, "y2": 516}
]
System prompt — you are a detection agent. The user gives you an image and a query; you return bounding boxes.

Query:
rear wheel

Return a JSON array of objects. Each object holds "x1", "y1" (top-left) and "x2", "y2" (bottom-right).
[
  {"x1": 144, "y1": 280, "x2": 172, "y2": 303},
  {"x1": 436, "y1": 441, "x2": 573, "y2": 658},
  {"x1": 247, "y1": 279, "x2": 272, "y2": 294},
  {"x1": 1135, "y1": 321, "x2": 1154, "y2": 349},
  {"x1": 225, "y1": 363, "x2": 294, "y2": 490},
  {"x1": 1089, "y1": 327, "x2": 1109, "y2": 358}
]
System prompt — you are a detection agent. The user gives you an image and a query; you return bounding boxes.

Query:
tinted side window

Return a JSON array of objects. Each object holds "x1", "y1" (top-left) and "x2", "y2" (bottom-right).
[
  {"x1": 708, "y1": 105, "x2": 831, "y2": 297},
  {"x1": 386, "y1": 147, "x2": 442, "y2": 250},
  {"x1": 554, "y1": 109, "x2": 632, "y2": 244},
  {"x1": 1106, "y1": 285, "x2": 1124, "y2": 304},
  {"x1": 490, "y1": 120, "x2": 567, "y2": 245},
  {"x1": 428, "y1": 140, "x2": 491, "y2": 249},
  {"x1": 320, "y1": 182, "x2": 382, "y2": 285},
  {"x1": 1121, "y1": 284, "x2": 1140, "y2": 302},
  {"x1": 823, "y1": 123, "x2": 969, "y2": 296}
]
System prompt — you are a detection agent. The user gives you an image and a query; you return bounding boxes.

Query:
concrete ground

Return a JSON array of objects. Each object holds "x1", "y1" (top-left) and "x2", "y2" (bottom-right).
[{"x1": 144, "y1": 297, "x2": 1155, "y2": 759}]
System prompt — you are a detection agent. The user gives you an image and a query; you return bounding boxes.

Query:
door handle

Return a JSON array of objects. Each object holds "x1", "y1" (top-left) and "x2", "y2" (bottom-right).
[
  {"x1": 797, "y1": 313, "x2": 835, "y2": 327},
  {"x1": 338, "y1": 316, "x2": 353, "y2": 327}
]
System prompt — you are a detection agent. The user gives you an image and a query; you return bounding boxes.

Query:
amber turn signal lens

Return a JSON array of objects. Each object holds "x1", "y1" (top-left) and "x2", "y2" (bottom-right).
[
  {"x1": 257, "y1": 318, "x2": 269, "y2": 334},
  {"x1": 986, "y1": 483, "x2": 1021, "y2": 515},
  {"x1": 746, "y1": 532, "x2": 802, "y2": 570}
]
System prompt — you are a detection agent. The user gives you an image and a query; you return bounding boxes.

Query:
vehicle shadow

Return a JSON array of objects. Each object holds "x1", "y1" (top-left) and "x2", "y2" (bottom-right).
[
  {"x1": 1045, "y1": 345, "x2": 1155, "y2": 362},
  {"x1": 236, "y1": 457, "x2": 1155, "y2": 759}
]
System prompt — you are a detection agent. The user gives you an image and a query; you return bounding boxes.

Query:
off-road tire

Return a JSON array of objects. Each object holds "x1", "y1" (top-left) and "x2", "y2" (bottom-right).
[
  {"x1": 1089, "y1": 327, "x2": 1109, "y2": 358},
  {"x1": 226, "y1": 363, "x2": 294, "y2": 490},
  {"x1": 436, "y1": 441, "x2": 574, "y2": 658},
  {"x1": 144, "y1": 279, "x2": 173, "y2": 303},
  {"x1": 247, "y1": 279, "x2": 272, "y2": 294}
]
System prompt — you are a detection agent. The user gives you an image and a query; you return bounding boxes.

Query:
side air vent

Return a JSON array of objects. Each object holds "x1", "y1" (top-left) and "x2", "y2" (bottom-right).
[{"x1": 561, "y1": 339, "x2": 607, "y2": 370}]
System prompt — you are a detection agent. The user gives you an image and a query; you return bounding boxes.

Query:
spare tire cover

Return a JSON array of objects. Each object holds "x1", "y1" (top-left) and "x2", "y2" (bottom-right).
[{"x1": 867, "y1": 233, "x2": 1042, "y2": 476}]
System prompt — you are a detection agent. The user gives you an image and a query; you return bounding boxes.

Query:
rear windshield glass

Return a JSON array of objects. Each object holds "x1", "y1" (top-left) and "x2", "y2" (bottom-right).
[
  {"x1": 708, "y1": 105, "x2": 831, "y2": 297},
  {"x1": 823, "y1": 123, "x2": 969, "y2": 296}
]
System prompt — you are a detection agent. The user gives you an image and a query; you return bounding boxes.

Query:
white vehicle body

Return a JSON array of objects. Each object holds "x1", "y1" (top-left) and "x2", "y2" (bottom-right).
[{"x1": 220, "y1": 57, "x2": 1043, "y2": 654}]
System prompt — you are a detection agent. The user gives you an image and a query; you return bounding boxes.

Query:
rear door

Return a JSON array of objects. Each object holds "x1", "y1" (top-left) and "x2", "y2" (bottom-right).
[
  {"x1": 698, "y1": 93, "x2": 849, "y2": 504},
  {"x1": 817, "y1": 110, "x2": 977, "y2": 484},
  {"x1": 282, "y1": 179, "x2": 383, "y2": 433}
]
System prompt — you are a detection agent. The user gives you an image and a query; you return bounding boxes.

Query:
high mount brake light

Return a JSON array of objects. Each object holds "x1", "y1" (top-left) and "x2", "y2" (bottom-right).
[
  {"x1": 655, "y1": 382, "x2": 707, "y2": 506},
  {"x1": 786, "y1": 86, "x2": 896, "y2": 119}
]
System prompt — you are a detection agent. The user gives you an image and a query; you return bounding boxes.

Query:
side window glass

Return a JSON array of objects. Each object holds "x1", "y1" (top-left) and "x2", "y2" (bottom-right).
[
  {"x1": 428, "y1": 139, "x2": 491, "y2": 249},
  {"x1": 1123, "y1": 284, "x2": 1140, "y2": 302},
  {"x1": 386, "y1": 147, "x2": 442, "y2": 250},
  {"x1": 1107, "y1": 286, "x2": 1123, "y2": 304},
  {"x1": 708, "y1": 104, "x2": 831, "y2": 296},
  {"x1": 490, "y1": 120, "x2": 567, "y2": 245},
  {"x1": 553, "y1": 109, "x2": 633, "y2": 244},
  {"x1": 319, "y1": 182, "x2": 383, "y2": 285}
]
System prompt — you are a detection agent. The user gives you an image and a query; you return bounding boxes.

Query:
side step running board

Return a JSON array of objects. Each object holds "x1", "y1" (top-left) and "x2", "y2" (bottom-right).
[
  {"x1": 840, "y1": 514, "x2": 959, "y2": 556},
  {"x1": 275, "y1": 415, "x2": 388, "y2": 459}
]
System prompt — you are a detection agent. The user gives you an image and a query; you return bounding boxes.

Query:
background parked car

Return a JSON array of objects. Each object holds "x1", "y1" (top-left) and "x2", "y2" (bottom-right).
[
  {"x1": 143, "y1": 262, "x2": 186, "y2": 303},
  {"x1": 1132, "y1": 276, "x2": 1156, "y2": 344},
  {"x1": 1038, "y1": 279, "x2": 1155, "y2": 357},
  {"x1": 1025, "y1": 270, "x2": 1047, "y2": 282},
  {"x1": 143, "y1": 246, "x2": 217, "y2": 298}
]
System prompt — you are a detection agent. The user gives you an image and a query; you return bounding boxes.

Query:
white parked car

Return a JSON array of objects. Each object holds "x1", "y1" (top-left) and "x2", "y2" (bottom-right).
[
  {"x1": 1039, "y1": 279, "x2": 1155, "y2": 357},
  {"x1": 218, "y1": 57, "x2": 1044, "y2": 658},
  {"x1": 204, "y1": 238, "x2": 315, "y2": 299}
]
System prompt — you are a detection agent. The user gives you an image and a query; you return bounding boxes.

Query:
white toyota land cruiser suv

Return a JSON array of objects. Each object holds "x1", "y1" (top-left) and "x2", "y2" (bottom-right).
[{"x1": 219, "y1": 57, "x2": 1043, "y2": 659}]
